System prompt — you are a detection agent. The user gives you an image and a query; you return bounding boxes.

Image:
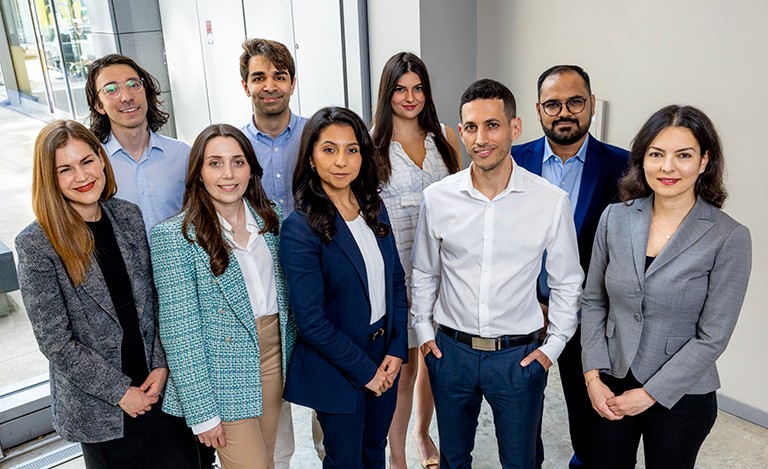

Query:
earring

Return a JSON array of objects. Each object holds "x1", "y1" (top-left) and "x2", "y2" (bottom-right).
[{"x1": 310, "y1": 163, "x2": 316, "y2": 171}]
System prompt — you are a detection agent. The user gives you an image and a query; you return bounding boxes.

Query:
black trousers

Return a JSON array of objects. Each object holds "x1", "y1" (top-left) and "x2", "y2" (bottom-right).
[
  {"x1": 588, "y1": 371, "x2": 717, "y2": 469},
  {"x1": 82, "y1": 404, "x2": 200, "y2": 469}
]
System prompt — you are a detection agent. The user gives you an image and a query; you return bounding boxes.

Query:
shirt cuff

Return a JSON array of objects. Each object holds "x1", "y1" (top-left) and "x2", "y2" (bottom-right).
[
  {"x1": 414, "y1": 320, "x2": 436, "y2": 347},
  {"x1": 539, "y1": 335, "x2": 566, "y2": 362},
  {"x1": 191, "y1": 416, "x2": 221, "y2": 435}
]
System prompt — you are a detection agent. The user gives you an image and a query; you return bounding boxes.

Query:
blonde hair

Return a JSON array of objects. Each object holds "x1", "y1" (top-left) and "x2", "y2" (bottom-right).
[{"x1": 32, "y1": 120, "x2": 117, "y2": 285}]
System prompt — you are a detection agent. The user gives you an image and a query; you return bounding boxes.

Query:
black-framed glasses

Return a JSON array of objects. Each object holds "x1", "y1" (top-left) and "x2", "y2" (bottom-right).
[
  {"x1": 540, "y1": 97, "x2": 588, "y2": 116},
  {"x1": 98, "y1": 78, "x2": 144, "y2": 99}
]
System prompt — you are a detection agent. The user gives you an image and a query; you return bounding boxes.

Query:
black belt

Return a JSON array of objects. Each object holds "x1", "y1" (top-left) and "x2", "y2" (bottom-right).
[{"x1": 439, "y1": 325, "x2": 542, "y2": 351}]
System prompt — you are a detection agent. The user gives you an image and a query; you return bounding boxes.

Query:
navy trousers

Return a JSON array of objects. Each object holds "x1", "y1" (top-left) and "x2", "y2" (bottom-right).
[
  {"x1": 426, "y1": 328, "x2": 547, "y2": 469},
  {"x1": 315, "y1": 318, "x2": 399, "y2": 469}
]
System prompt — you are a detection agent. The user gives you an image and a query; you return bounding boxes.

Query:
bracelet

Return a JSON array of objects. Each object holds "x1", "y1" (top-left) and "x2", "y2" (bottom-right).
[{"x1": 585, "y1": 375, "x2": 601, "y2": 388}]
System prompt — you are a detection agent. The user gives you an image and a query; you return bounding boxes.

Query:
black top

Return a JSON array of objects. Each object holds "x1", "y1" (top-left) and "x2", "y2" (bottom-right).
[
  {"x1": 87, "y1": 215, "x2": 149, "y2": 386},
  {"x1": 645, "y1": 255, "x2": 655, "y2": 272}
]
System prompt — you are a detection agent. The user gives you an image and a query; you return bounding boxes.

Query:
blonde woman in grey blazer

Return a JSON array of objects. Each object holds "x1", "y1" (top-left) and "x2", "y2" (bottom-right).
[
  {"x1": 581, "y1": 106, "x2": 752, "y2": 469},
  {"x1": 15, "y1": 121, "x2": 198, "y2": 468}
]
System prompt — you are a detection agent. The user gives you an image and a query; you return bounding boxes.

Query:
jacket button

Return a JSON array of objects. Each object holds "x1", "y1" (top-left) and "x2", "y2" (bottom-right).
[
  {"x1": 634, "y1": 314, "x2": 642, "y2": 322},
  {"x1": 225, "y1": 337, "x2": 232, "y2": 342},
  {"x1": 218, "y1": 308, "x2": 224, "y2": 314}
]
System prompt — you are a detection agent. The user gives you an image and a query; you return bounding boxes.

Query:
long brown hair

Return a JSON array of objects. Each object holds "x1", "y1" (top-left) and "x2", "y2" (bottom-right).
[
  {"x1": 32, "y1": 120, "x2": 117, "y2": 286},
  {"x1": 182, "y1": 124, "x2": 279, "y2": 276},
  {"x1": 371, "y1": 52, "x2": 460, "y2": 184}
]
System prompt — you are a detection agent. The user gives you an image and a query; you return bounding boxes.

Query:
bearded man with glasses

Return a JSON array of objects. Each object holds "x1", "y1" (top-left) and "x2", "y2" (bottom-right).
[
  {"x1": 85, "y1": 54, "x2": 191, "y2": 237},
  {"x1": 512, "y1": 65, "x2": 629, "y2": 469}
]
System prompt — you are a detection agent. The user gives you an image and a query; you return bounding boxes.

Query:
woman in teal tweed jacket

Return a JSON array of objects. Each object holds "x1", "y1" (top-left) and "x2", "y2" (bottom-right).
[{"x1": 150, "y1": 124, "x2": 296, "y2": 469}]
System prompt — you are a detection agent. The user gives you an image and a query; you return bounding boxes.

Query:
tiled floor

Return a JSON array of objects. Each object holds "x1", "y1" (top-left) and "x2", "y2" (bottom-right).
[{"x1": 1, "y1": 106, "x2": 767, "y2": 468}]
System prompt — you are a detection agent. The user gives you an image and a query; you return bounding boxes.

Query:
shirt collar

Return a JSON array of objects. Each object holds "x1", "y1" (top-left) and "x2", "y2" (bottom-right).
[
  {"x1": 217, "y1": 199, "x2": 259, "y2": 232},
  {"x1": 542, "y1": 133, "x2": 590, "y2": 165},
  {"x1": 103, "y1": 130, "x2": 162, "y2": 158},
  {"x1": 459, "y1": 156, "x2": 524, "y2": 201},
  {"x1": 249, "y1": 112, "x2": 300, "y2": 142}
]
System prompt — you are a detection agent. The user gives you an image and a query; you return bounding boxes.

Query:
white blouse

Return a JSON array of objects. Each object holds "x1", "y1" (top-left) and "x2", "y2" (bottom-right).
[{"x1": 346, "y1": 215, "x2": 386, "y2": 325}]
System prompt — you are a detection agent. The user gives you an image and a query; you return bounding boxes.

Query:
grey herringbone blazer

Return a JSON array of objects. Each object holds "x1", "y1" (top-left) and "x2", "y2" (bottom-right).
[
  {"x1": 581, "y1": 196, "x2": 751, "y2": 408},
  {"x1": 16, "y1": 198, "x2": 165, "y2": 443}
]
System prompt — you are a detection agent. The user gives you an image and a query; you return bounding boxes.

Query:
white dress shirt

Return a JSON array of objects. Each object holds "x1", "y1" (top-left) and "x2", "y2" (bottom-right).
[
  {"x1": 346, "y1": 215, "x2": 386, "y2": 325},
  {"x1": 410, "y1": 157, "x2": 584, "y2": 361}
]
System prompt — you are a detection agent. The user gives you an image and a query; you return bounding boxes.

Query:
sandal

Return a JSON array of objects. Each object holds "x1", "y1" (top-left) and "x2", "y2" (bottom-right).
[{"x1": 416, "y1": 435, "x2": 440, "y2": 469}]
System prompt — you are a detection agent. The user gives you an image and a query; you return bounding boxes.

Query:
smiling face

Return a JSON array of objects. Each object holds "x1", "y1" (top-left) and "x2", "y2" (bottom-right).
[
  {"x1": 311, "y1": 124, "x2": 362, "y2": 197},
  {"x1": 200, "y1": 136, "x2": 252, "y2": 213},
  {"x1": 93, "y1": 64, "x2": 148, "y2": 133},
  {"x1": 242, "y1": 55, "x2": 296, "y2": 120},
  {"x1": 643, "y1": 126, "x2": 709, "y2": 205},
  {"x1": 536, "y1": 70, "x2": 594, "y2": 147},
  {"x1": 55, "y1": 138, "x2": 107, "y2": 221},
  {"x1": 459, "y1": 98, "x2": 521, "y2": 175},
  {"x1": 390, "y1": 71, "x2": 425, "y2": 120}
]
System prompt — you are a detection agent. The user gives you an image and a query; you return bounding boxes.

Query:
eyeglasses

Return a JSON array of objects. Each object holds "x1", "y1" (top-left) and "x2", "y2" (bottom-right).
[
  {"x1": 98, "y1": 78, "x2": 144, "y2": 99},
  {"x1": 539, "y1": 97, "x2": 588, "y2": 116}
]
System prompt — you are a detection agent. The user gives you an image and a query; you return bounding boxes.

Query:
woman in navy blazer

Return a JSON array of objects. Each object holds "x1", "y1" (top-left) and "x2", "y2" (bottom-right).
[
  {"x1": 581, "y1": 106, "x2": 752, "y2": 469},
  {"x1": 16, "y1": 120, "x2": 198, "y2": 468},
  {"x1": 280, "y1": 107, "x2": 408, "y2": 468}
]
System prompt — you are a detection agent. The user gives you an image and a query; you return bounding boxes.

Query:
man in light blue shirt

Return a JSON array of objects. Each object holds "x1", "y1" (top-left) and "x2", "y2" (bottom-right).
[
  {"x1": 86, "y1": 54, "x2": 190, "y2": 236},
  {"x1": 513, "y1": 65, "x2": 628, "y2": 469},
  {"x1": 240, "y1": 38, "x2": 307, "y2": 217},
  {"x1": 239, "y1": 38, "x2": 311, "y2": 468}
]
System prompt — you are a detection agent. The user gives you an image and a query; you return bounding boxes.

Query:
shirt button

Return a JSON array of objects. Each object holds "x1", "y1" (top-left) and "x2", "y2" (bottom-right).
[
  {"x1": 276, "y1": 173, "x2": 281, "y2": 178},
  {"x1": 279, "y1": 199, "x2": 285, "y2": 204},
  {"x1": 274, "y1": 147, "x2": 279, "y2": 152},
  {"x1": 634, "y1": 314, "x2": 642, "y2": 322}
]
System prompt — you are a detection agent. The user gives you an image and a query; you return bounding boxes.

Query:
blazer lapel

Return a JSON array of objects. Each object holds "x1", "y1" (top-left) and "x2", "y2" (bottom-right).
[
  {"x1": 574, "y1": 137, "x2": 602, "y2": 234},
  {"x1": 629, "y1": 196, "x2": 653, "y2": 285},
  {"x1": 80, "y1": 256, "x2": 120, "y2": 324},
  {"x1": 513, "y1": 139, "x2": 544, "y2": 175},
  {"x1": 645, "y1": 198, "x2": 715, "y2": 278},
  {"x1": 331, "y1": 211, "x2": 370, "y2": 307}
]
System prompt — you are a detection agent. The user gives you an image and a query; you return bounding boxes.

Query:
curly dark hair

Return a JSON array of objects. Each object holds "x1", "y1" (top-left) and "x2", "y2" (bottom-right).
[
  {"x1": 371, "y1": 52, "x2": 459, "y2": 184},
  {"x1": 182, "y1": 124, "x2": 280, "y2": 277},
  {"x1": 619, "y1": 105, "x2": 727, "y2": 208},
  {"x1": 293, "y1": 107, "x2": 389, "y2": 244},
  {"x1": 85, "y1": 54, "x2": 169, "y2": 143}
]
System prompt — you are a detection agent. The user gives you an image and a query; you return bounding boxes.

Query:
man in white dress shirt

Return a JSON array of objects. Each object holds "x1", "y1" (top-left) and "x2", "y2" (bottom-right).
[{"x1": 410, "y1": 78, "x2": 584, "y2": 468}]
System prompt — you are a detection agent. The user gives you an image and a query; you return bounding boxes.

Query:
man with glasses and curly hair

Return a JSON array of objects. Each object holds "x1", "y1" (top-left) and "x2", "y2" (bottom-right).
[
  {"x1": 512, "y1": 65, "x2": 628, "y2": 469},
  {"x1": 86, "y1": 54, "x2": 191, "y2": 236}
]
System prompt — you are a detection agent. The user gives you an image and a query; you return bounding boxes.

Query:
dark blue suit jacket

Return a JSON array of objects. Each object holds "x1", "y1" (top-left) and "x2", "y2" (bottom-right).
[
  {"x1": 280, "y1": 205, "x2": 408, "y2": 413},
  {"x1": 512, "y1": 135, "x2": 629, "y2": 279}
]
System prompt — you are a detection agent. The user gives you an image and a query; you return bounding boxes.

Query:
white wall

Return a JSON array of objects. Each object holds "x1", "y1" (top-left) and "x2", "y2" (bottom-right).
[{"x1": 477, "y1": 0, "x2": 768, "y2": 423}]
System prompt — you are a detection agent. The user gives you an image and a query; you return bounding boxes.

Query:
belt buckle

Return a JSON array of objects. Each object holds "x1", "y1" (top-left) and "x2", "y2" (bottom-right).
[{"x1": 471, "y1": 336, "x2": 498, "y2": 351}]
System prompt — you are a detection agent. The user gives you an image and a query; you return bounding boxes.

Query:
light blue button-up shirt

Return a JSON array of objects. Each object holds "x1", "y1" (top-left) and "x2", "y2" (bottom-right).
[
  {"x1": 541, "y1": 134, "x2": 589, "y2": 214},
  {"x1": 539, "y1": 135, "x2": 589, "y2": 300},
  {"x1": 104, "y1": 131, "x2": 190, "y2": 235},
  {"x1": 241, "y1": 113, "x2": 308, "y2": 216}
]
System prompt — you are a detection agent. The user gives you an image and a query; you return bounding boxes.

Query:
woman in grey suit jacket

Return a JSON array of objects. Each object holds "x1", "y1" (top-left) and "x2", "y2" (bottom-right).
[
  {"x1": 15, "y1": 120, "x2": 198, "y2": 468},
  {"x1": 581, "y1": 106, "x2": 752, "y2": 469}
]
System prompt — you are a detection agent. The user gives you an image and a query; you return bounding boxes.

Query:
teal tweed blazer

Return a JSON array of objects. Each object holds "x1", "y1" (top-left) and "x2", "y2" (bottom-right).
[{"x1": 150, "y1": 202, "x2": 296, "y2": 426}]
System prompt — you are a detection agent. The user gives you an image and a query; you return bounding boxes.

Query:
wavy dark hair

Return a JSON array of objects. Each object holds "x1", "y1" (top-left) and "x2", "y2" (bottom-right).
[
  {"x1": 294, "y1": 107, "x2": 389, "y2": 243},
  {"x1": 371, "y1": 52, "x2": 459, "y2": 184},
  {"x1": 86, "y1": 54, "x2": 169, "y2": 143},
  {"x1": 182, "y1": 124, "x2": 279, "y2": 276},
  {"x1": 239, "y1": 38, "x2": 296, "y2": 83},
  {"x1": 619, "y1": 105, "x2": 727, "y2": 208}
]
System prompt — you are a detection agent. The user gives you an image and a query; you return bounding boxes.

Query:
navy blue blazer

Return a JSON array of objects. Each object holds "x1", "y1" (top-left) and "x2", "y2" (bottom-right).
[
  {"x1": 280, "y1": 205, "x2": 408, "y2": 413},
  {"x1": 513, "y1": 135, "x2": 628, "y2": 278}
]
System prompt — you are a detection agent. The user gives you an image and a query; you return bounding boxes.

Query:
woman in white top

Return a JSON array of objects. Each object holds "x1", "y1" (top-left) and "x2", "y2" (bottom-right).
[
  {"x1": 150, "y1": 124, "x2": 296, "y2": 469},
  {"x1": 371, "y1": 52, "x2": 461, "y2": 469}
]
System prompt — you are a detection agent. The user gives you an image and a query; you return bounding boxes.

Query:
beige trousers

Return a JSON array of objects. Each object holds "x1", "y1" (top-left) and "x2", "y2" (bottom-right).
[{"x1": 218, "y1": 314, "x2": 283, "y2": 469}]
